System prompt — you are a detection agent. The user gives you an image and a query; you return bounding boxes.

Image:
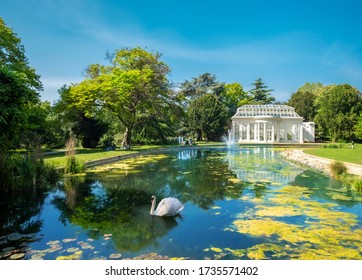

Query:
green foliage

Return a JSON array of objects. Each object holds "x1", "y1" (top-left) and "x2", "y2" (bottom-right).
[
  {"x1": 0, "y1": 17, "x2": 42, "y2": 91},
  {"x1": 315, "y1": 84, "x2": 362, "y2": 141},
  {"x1": 70, "y1": 47, "x2": 178, "y2": 148},
  {"x1": 64, "y1": 136, "x2": 84, "y2": 174},
  {"x1": 0, "y1": 18, "x2": 42, "y2": 150},
  {"x1": 330, "y1": 161, "x2": 347, "y2": 178},
  {"x1": 0, "y1": 152, "x2": 59, "y2": 192},
  {"x1": 179, "y1": 72, "x2": 225, "y2": 103},
  {"x1": 221, "y1": 82, "x2": 249, "y2": 118},
  {"x1": 64, "y1": 156, "x2": 84, "y2": 174},
  {"x1": 323, "y1": 144, "x2": 343, "y2": 149},
  {"x1": 287, "y1": 90, "x2": 317, "y2": 122},
  {"x1": 351, "y1": 179, "x2": 362, "y2": 192},
  {"x1": 297, "y1": 82, "x2": 323, "y2": 95},
  {"x1": 248, "y1": 78, "x2": 275, "y2": 104},
  {"x1": 355, "y1": 114, "x2": 362, "y2": 140},
  {"x1": 187, "y1": 94, "x2": 228, "y2": 141}
]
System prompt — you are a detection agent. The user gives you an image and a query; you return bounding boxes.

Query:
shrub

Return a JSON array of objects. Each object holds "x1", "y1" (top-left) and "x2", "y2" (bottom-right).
[
  {"x1": 330, "y1": 161, "x2": 347, "y2": 178},
  {"x1": 0, "y1": 151, "x2": 59, "y2": 192},
  {"x1": 351, "y1": 179, "x2": 362, "y2": 192},
  {"x1": 64, "y1": 156, "x2": 84, "y2": 174}
]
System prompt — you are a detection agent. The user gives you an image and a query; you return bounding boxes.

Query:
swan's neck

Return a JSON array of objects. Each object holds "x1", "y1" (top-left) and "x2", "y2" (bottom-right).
[{"x1": 150, "y1": 197, "x2": 156, "y2": 215}]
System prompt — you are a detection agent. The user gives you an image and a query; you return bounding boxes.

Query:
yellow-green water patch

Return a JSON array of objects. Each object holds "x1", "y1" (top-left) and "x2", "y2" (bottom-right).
[
  {"x1": 255, "y1": 206, "x2": 303, "y2": 217},
  {"x1": 230, "y1": 182, "x2": 362, "y2": 259}
]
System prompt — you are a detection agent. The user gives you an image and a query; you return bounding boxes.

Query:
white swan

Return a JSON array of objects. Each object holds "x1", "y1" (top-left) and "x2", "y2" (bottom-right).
[{"x1": 150, "y1": 195, "x2": 184, "y2": 216}]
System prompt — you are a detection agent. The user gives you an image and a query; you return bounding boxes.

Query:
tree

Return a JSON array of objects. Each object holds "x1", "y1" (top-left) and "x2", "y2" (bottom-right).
[
  {"x1": 248, "y1": 78, "x2": 275, "y2": 104},
  {"x1": 287, "y1": 90, "x2": 317, "y2": 121},
  {"x1": 0, "y1": 17, "x2": 42, "y2": 149},
  {"x1": 314, "y1": 84, "x2": 362, "y2": 141},
  {"x1": 187, "y1": 94, "x2": 228, "y2": 141},
  {"x1": 297, "y1": 82, "x2": 323, "y2": 95},
  {"x1": 179, "y1": 73, "x2": 225, "y2": 106},
  {"x1": 0, "y1": 17, "x2": 42, "y2": 92},
  {"x1": 220, "y1": 82, "x2": 249, "y2": 118},
  {"x1": 70, "y1": 47, "x2": 176, "y2": 148},
  {"x1": 355, "y1": 114, "x2": 362, "y2": 140},
  {"x1": 53, "y1": 85, "x2": 109, "y2": 148}
]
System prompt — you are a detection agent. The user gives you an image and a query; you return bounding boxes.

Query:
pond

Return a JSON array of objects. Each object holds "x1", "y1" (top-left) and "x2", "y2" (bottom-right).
[{"x1": 1, "y1": 147, "x2": 362, "y2": 260}]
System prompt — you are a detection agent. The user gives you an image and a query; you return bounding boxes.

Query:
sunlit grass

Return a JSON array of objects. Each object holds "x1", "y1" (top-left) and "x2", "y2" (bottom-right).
[{"x1": 304, "y1": 145, "x2": 362, "y2": 165}]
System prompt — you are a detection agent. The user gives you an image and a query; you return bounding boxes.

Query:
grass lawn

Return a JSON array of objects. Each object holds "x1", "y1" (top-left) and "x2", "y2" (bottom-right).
[
  {"x1": 43, "y1": 145, "x2": 164, "y2": 168},
  {"x1": 43, "y1": 142, "x2": 228, "y2": 168},
  {"x1": 304, "y1": 145, "x2": 362, "y2": 165}
]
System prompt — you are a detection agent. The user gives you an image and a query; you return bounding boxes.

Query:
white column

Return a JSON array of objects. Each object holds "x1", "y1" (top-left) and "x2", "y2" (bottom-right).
[
  {"x1": 232, "y1": 123, "x2": 236, "y2": 142},
  {"x1": 263, "y1": 123, "x2": 267, "y2": 143},
  {"x1": 271, "y1": 123, "x2": 275, "y2": 142},
  {"x1": 254, "y1": 123, "x2": 258, "y2": 141},
  {"x1": 299, "y1": 125, "x2": 304, "y2": 143},
  {"x1": 246, "y1": 124, "x2": 250, "y2": 141}
]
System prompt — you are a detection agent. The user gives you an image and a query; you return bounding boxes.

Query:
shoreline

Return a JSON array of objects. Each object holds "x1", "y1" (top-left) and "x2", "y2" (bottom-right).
[{"x1": 280, "y1": 149, "x2": 362, "y2": 177}]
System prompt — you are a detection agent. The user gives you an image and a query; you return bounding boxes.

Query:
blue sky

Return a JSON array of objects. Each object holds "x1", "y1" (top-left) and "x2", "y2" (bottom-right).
[{"x1": 1, "y1": 0, "x2": 362, "y2": 103}]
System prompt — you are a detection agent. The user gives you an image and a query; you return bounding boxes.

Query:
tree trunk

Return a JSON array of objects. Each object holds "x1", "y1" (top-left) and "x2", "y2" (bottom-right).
[
  {"x1": 122, "y1": 126, "x2": 132, "y2": 150},
  {"x1": 196, "y1": 129, "x2": 203, "y2": 141}
]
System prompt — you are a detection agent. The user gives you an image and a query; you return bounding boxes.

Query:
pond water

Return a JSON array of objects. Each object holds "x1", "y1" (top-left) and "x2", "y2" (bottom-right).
[{"x1": 1, "y1": 147, "x2": 362, "y2": 260}]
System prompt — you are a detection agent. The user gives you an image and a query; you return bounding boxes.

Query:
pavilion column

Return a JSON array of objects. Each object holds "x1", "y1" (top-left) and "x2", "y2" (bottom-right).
[
  {"x1": 254, "y1": 123, "x2": 258, "y2": 141},
  {"x1": 271, "y1": 123, "x2": 275, "y2": 142},
  {"x1": 276, "y1": 123, "x2": 280, "y2": 142},
  {"x1": 263, "y1": 123, "x2": 266, "y2": 143},
  {"x1": 235, "y1": 123, "x2": 238, "y2": 142},
  {"x1": 246, "y1": 124, "x2": 250, "y2": 141},
  {"x1": 292, "y1": 125, "x2": 296, "y2": 141},
  {"x1": 299, "y1": 124, "x2": 304, "y2": 143}
]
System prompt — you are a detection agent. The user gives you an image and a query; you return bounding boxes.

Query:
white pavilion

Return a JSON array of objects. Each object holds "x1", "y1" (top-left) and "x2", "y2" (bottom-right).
[{"x1": 230, "y1": 105, "x2": 315, "y2": 143}]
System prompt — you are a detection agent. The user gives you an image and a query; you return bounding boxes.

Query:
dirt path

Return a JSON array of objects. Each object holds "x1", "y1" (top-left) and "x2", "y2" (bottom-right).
[{"x1": 280, "y1": 149, "x2": 362, "y2": 177}]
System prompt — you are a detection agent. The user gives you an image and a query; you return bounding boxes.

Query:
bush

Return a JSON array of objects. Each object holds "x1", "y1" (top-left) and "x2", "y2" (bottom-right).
[
  {"x1": 64, "y1": 155, "x2": 84, "y2": 174},
  {"x1": 0, "y1": 151, "x2": 60, "y2": 192},
  {"x1": 330, "y1": 161, "x2": 347, "y2": 178},
  {"x1": 323, "y1": 144, "x2": 342, "y2": 149},
  {"x1": 351, "y1": 179, "x2": 362, "y2": 192}
]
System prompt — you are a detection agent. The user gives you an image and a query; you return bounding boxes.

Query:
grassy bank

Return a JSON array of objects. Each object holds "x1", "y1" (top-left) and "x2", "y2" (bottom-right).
[
  {"x1": 304, "y1": 145, "x2": 362, "y2": 165},
  {"x1": 43, "y1": 145, "x2": 180, "y2": 168}
]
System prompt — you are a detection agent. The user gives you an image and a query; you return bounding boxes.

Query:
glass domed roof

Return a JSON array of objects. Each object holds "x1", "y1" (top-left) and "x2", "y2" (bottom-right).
[{"x1": 233, "y1": 105, "x2": 301, "y2": 118}]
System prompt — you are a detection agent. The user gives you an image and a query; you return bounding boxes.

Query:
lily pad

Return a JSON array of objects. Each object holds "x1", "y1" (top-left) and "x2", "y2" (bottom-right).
[
  {"x1": 46, "y1": 240, "x2": 60, "y2": 245},
  {"x1": 2, "y1": 247, "x2": 15, "y2": 252},
  {"x1": 62, "y1": 238, "x2": 76, "y2": 243},
  {"x1": 109, "y1": 253, "x2": 122, "y2": 259},
  {"x1": 66, "y1": 247, "x2": 80, "y2": 253},
  {"x1": 10, "y1": 253, "x2": 25, "y2": 260},
  {"x1": 56, "y1": 250, "x2": 82, "y2": 260},
  {"x1": 7, "y1": 233, "x2": 22, "y2": 241}
]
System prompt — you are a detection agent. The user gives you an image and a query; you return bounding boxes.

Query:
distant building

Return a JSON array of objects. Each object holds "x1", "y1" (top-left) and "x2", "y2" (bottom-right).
[{"x1": 231, "y1": 105, "x2": 315, "y2": 143}]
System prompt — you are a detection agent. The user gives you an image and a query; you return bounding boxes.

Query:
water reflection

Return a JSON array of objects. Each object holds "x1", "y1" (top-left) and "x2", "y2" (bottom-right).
[
  {"x1": 227, "y1": 148, "x2": 304, "y2": 185},
  {"x1": 1, "y1": 148, "x2": 361, "y2": 260}
]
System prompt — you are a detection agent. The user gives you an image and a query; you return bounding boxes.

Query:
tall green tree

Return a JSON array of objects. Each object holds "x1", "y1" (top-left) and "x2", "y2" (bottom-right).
[
  {"x1": 179, "y1": 73, "x2": 225, "y2": 106},
  {"x1": 248, "y1": 78, "x2": 275, "y2": 104},
  {"x1": 287, "y1": 90, "x2": 317, "y2": 121},
  {"x1": 220, "y1": 82, "x2": 249, "y2": 118},
  {"x1": 53, "y1": 85, "x2": 109, "y2": 148},
  {"x1": 315, "y1": 84, "x2": 362, "y2": 141},
  {"x1": 70, "y1": 47, "x2": 176, "y2": 148},
  {"x1": 355, "y1": 114, "x2": 362, "y2": 140},
  {"x1": 297, "y1": 82, "x2": 323, "y2": 95},
  {"x1": 0, "y1": 17, "x2": 42, "y2": 149},
  {"x1": 187, "y1": 94, "x2": 228, "y2": 141}
]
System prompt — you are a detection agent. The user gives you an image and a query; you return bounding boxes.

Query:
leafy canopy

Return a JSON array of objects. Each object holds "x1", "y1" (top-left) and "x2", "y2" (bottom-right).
[
  {"x1": 248, "y1": 78, "x2": 275, "y2": 104},
  {"x1": 314, "y1": 84, "x2": 362, "y2": 141},
  {"x1": 70, "y1": 47, "x2": 175, "y2": 147},
  {"x1": 0, "y1": 17, "x2": 42, "y2": 149}
]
